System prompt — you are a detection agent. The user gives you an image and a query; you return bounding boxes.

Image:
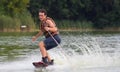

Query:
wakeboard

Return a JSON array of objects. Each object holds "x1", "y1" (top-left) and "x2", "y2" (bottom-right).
[{"x1": 32, "y1": 61, "x2": 48, "y2": 68}]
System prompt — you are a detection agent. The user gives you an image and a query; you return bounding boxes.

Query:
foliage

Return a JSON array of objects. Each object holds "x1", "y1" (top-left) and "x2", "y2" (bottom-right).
[
  {"x1": 0, "y1": 0, "x2": 36, "y2": 32},
  {"x1": 0, "y1": 12, "x2": 36, "y2": 32},
  {"x1": 0, "y1": 0, "x2": 120, "y2": 31},
  {"x1": 56, "y1": 20, "x2": 93, "y2": 29},
  {"x1": 0, "y1": 0, "x2": 29, "y2": 16},
  {"x1": 28, "y1": 0, "x2": 120, "y2": 29}
]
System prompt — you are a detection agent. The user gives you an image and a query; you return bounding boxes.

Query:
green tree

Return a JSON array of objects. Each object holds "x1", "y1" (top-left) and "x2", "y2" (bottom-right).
[
  {"x1": 28, "y1": 0, "x2": 120, "y2": 29},
  {"x1": 0, "y1": 0, "x2": 36, "y2": 32},
  {"x1": 0, "y1": 0, "x2": 29, "y2": 16},
  {"x1": 93, "y1": 0, "x2": 120, "y2": 28}
]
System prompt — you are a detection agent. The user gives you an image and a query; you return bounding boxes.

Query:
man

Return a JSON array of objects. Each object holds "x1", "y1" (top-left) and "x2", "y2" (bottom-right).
[{"x1": 32, "y1": 9, "x2": 61, "y2": 65}]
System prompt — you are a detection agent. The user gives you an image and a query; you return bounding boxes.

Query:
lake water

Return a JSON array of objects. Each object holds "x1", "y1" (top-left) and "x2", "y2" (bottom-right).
[{"x1": 0, "y1": 33, "x2": 120, "y2": 72}]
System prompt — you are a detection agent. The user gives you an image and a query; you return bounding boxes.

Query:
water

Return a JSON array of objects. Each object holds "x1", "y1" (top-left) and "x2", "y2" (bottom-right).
[{"x1": 0, "y1": 33, "x2": 120, "y2": 72}]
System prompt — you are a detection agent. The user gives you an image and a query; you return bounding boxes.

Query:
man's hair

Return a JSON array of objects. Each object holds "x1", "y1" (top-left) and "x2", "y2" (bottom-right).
[{"x1": 39, "y1": 9, "x2": 47, "y2": 15}]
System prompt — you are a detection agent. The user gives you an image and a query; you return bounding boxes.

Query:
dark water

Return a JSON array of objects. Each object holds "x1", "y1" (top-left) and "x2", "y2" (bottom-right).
[{"x1": 0, "y1": 33, "x2": 120, "y2": 72}]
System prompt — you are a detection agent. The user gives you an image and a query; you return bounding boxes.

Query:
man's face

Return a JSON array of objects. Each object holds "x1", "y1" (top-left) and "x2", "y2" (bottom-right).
[{"x1": 39, "y1": 12, "x2": 46, "y2": 21}]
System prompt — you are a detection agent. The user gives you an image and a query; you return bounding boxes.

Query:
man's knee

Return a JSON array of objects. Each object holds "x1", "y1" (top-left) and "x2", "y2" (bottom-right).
[{"x1": 39, "y1": 41, "x2": 45, "y2": 48}]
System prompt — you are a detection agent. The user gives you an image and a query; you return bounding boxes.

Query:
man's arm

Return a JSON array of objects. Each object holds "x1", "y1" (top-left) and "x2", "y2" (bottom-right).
[
  {"x1": 44, "y1": 20, "x2": 57, "y2": 32},
  {"x1": 32, "y1": 30, "x2": 43, "y2": 41}
]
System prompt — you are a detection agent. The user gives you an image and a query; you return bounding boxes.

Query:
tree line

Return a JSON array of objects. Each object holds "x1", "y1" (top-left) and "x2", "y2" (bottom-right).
[
  {"x1": 28, "y1": 0, "x2": 120, "y2": 29},
  {"x1": 0, "y1": 0, "x2": 120, "y2": 32}
]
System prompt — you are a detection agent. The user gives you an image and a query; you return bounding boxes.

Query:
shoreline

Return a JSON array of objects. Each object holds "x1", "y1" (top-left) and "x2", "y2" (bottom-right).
[
  {"x1": 0, "y1": 29, "x2": 120, "y2": 36},
  {"x1": 0, "y1": 28, "x2": 120, "y2": 32},
  {"x1": 0, "y1": 26, "x2": 120, "y2": 32}
]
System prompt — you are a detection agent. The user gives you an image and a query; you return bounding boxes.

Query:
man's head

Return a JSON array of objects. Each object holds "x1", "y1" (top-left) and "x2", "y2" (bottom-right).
[{"x1": 39, "y1": 9, "x2": 47, "y2": 21}]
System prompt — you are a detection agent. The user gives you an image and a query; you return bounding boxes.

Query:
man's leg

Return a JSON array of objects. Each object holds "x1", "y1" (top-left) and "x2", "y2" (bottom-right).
[
  {"x1": 46, "y1": 52, "x2": 52, "y2": 62},
  {"x1": 39, "y1": 41, "x2": 47, "y2": 57},
  {"x1": 39, "y1": 41, "x2": 52, "y2": 63}
]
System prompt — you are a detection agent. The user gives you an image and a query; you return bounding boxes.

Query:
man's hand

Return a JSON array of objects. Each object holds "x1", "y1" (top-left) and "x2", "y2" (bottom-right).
[
  {"x1": 32, "y1": 36, "x2": 37, "y2": 42},
  {"x1": 44, "y1": 27, "x2": 50, "y2": 31}
]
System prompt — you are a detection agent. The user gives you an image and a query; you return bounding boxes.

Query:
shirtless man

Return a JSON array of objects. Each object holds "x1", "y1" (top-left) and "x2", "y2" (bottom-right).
[{"x1": 32, "y1": 9, "x2": 61, "y2": 65}]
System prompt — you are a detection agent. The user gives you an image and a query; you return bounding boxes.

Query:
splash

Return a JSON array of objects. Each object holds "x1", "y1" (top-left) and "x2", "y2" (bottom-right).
[{"x1": 46, "y1": 35, "x2": 120, "y2": 72}]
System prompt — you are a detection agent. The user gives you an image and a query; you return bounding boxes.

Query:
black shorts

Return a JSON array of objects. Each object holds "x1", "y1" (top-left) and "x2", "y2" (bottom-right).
[{"x1": 44, "y1": 34, "x2": 61, "y2": 50}]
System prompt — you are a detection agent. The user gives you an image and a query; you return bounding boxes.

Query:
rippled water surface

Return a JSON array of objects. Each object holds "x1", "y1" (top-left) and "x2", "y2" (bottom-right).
[{"x1": 0, "y1": 33, "x2": 120, "y2": 72}]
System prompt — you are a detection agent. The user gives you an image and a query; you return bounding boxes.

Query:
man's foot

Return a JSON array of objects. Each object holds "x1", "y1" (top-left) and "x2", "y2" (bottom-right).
[
  {"x1": 48, "y1": 59, "x2": 54, "y2": 65},
  {"x1": 42, "y1": 56, "x2": 54, "y2": 65},
  {"x1": 42, "y1": 56, "x2": 49, "y2": 65}
]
